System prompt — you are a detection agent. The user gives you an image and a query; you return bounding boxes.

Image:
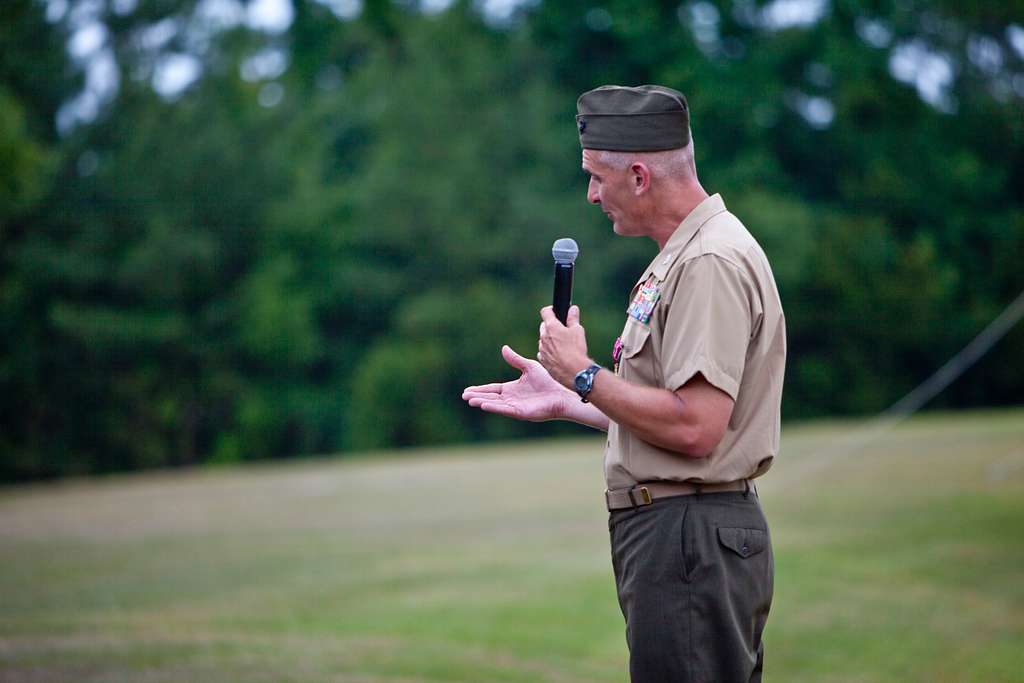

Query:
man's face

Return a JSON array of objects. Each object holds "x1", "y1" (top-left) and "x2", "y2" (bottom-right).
[{"x1": 581, "y1": 149, "x2": 641, "y2": 236}]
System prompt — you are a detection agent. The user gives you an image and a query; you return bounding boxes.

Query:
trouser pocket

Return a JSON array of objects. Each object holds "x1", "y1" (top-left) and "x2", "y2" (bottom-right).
[{"x1": 682, "y1": 496, "x2": 774, "y2": 682}]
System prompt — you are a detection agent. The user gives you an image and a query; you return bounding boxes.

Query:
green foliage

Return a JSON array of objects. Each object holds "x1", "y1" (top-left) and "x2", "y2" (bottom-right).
[
  {"x1": 0, "y1": 90, "x2": 53, "y2": 223},
  {"x1": 0, "y1": 0, "x2": 1022, "y2": 479},
  {"x1": 348, "y1": 340, "x2": 468, "y2": 450}
]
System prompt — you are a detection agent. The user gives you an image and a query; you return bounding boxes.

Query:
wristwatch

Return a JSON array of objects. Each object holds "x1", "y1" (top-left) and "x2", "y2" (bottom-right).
[{"x1": 573, "y1": 364, "x2": 603, "y2": 403}]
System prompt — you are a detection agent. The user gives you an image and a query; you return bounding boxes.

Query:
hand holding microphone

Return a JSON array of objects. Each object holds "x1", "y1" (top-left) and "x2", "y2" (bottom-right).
[
  {"x1": 462, "y1": 237, "x2": 594, "y2": 421},
  {"x1": 551, "y1": 237, "x2": 578, "y2": 324},
  {"x1": 538, "y1": 238, "x2": 592, "y2": 388}
]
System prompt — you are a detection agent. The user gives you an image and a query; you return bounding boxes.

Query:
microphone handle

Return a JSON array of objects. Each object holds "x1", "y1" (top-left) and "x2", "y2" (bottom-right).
[{"x1": 553, "y1": 262, "x2": 574, "y2": 325}]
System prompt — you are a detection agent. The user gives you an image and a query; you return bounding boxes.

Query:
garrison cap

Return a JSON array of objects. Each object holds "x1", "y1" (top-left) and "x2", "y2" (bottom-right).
[{"x1": 576, "y1": 85, "x2": 690, "y2": 152}]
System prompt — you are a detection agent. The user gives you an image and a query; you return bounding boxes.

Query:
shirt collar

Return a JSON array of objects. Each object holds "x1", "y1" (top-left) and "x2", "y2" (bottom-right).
[{"x1": 637, "y1": 193, "x2": 727, "y2": 285}]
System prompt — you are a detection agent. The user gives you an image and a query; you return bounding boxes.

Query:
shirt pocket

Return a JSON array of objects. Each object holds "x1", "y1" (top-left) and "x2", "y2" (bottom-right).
[
  {"x1": 619, "y1": 317, "x2": 655, "y2": 384},
  {"x1": 620, "y1": 317, "x2": 652, "y2": 361}
]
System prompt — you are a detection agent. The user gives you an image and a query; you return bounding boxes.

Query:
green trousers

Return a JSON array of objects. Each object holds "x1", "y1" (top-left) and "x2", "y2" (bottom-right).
[{"x1": 609, "y1": 490, "x2": 773, "y2": 683}]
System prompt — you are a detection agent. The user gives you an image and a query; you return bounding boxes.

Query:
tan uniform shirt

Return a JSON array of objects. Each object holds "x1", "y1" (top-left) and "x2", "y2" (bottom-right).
[{"x1": 604, "y1": 193, "x2": 786, "y2": 490}]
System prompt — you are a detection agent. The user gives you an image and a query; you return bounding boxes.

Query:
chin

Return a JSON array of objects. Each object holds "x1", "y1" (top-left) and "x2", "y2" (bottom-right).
[{"x1": 612, "y1": 221, "x2": 638, "y2": 237}]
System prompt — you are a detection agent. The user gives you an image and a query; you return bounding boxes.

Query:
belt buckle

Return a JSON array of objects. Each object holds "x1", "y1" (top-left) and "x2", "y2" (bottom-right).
[{"x1": 628, "y1": 486, "x2": 653, "y2": 508}]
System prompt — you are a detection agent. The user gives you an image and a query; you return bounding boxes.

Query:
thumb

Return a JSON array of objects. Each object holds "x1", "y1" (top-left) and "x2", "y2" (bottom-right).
[
  {"x1": 567, "y1": 305, "x2": 581, "y2": 327},
  {"x1": 502, "y1": 345, "x2": 531, "y2": 371}
]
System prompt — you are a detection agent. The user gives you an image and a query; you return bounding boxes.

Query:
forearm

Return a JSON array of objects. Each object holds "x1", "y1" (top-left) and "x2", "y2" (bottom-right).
[
  {"x1": 585, "y1": 370, "x2": 706, "y2": 456},
  {"x1": 559, "y1": 396, "x2": 611, "y2": 432}
]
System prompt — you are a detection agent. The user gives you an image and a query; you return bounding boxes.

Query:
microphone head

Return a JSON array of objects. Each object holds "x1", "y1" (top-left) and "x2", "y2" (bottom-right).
[{"x1": 552, "y1": 238, "x2": 579, "y2": 265}]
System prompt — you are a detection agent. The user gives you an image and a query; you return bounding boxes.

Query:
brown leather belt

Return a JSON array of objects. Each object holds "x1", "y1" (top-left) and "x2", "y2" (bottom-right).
[{"x1": 605, "y1": 480, "x2": 752, "y2": 511}]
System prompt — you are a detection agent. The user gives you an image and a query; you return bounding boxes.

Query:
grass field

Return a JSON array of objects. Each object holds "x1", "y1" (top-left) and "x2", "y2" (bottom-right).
[{"x1": 1, "y1": 408, "x2": 1022, "y2": 682}]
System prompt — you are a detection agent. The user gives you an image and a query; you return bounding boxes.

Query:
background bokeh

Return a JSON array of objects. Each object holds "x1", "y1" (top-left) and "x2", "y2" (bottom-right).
[
  {"x1": 1, "y1": 0, "x2": 1022, "y2": 478},
  {"x1": 2, "y1": 4, "x2": 1024, "y2": 681}
]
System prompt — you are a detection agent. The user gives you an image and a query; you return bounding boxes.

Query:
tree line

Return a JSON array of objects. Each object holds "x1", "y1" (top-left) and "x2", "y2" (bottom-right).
[{"x1": 1, "y1": 0, "x2": 1022, "y2": 480}]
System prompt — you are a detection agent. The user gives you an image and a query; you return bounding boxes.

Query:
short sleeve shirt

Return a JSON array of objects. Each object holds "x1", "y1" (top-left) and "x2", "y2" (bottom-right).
[{"x1": 604, "y1": 193, "x2": 786, "y2": 490}]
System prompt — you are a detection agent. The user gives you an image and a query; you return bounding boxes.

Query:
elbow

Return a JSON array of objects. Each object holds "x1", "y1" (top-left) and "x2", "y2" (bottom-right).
[
  {"x1": 685, "y1": 436, "x2": 718, "y2": 459},
  {"x1": 670, "y1": 424, "x2": 722, "y2": 458},
  {"x1": 660, "y1": 387, "x2": 733, "y2": 457}
]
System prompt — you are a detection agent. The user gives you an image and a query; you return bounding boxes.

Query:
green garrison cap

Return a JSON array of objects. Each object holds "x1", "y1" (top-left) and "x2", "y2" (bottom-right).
[{"x1": 576, "y1": 84, "x2": 690, "y2": 152}]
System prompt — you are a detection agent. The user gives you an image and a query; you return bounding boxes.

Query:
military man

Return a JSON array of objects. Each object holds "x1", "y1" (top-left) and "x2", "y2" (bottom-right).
[{"x1": 462, "y1": 84, "x2": 786, "y2": 682}]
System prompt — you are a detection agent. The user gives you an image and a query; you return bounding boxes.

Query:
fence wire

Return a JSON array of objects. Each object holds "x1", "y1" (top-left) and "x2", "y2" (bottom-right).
[{"x1": 780, "y1": 287, "x2": 1024, "y2": 487}]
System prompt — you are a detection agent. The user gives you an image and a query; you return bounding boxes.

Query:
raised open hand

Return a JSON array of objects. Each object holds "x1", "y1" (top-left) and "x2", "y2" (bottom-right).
[{"x1": 461, "y1": 345, "x2": 576, "y2": 422}]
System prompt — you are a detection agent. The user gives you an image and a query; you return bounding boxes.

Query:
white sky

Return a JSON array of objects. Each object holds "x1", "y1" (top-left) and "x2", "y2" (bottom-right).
[
  {"x1": 889, "y1": 39, "x2": 956, "y2": 112},
  {"x1": 152, "y1": 53, "x2": 203, "y2": 97},
  {"x1": 1008, "y1": 24, "x2": 1024, "y2": 58},
  {"x1": 246, "y1": 0, "x2": 293, "y2": 32},
  {"x1": 760, "y1": 0, "x2": 826, "y2": 30}
]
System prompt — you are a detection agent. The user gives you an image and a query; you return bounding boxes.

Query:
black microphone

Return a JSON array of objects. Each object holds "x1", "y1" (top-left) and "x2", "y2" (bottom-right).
[{"x1": 551, "y1": 238, "x2": 579, "y2": 325}]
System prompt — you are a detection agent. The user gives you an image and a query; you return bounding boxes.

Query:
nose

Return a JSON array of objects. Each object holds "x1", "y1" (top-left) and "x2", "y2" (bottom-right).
[{"x1": 587, "y1": 177, "x2": 600, "y2": 205}]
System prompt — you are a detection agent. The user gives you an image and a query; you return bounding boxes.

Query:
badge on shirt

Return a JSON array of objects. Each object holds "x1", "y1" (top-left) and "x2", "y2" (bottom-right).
[
  {"x1": 627, "y1": 275, "x2": 661, "y2": 324},
  {"x1": 612, "y1": 336, "x2": 623, "y2": 374}
]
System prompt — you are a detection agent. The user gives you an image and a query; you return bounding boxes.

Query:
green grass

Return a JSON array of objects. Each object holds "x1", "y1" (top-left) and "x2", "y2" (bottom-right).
[{"x1": 1, "y1": 408, "x2": 1023, "y2": 682}]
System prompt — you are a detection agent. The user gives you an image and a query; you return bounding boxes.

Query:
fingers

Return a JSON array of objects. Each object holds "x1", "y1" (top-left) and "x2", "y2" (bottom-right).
[
  {"x1": 539, "y1": 306, "x2": 560, "y2": 325},
  {"x1": 461, "y1": 391, "x2": 521, "y2": 418},
  {"x1": 567, "y1": 305, "x2": 581, "y2": 327},
  {"x1": 462, "y1": 383, "x2": 503, "y2": 396},
  {"x1": 541, "y1": 304, "x2": 581, "y2": 327},
  {"x1": 462, "y1": 389, "x2": 502, "y2": 403},
  {"x1": 464, "y1": 393, "x2": 502, "y2": 407},
  {"x1": 476, "y1": 401, "x2": 521, "y2": 418},
  {"x1": 501, "y1": 344, "x2": 531, "y2": 371}
]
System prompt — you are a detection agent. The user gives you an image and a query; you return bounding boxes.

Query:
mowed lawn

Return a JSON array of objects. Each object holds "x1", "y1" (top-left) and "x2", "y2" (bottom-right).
[{"x1": 1, "y1": 409, "x2": 1022, "y2": 682}]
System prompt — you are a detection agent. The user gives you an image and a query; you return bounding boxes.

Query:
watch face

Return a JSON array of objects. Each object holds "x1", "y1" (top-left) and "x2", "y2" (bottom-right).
[{"x1": 575, "y1": 373, "x2": 589, "y2": 392}]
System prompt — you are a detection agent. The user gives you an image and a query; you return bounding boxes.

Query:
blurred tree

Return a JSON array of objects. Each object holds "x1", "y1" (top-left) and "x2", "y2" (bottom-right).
[
  {"x1": 0, "y1": 0, "x2": 1021, "y2": 479},
  {"x1": 0, "y1": 0, "x2": 74, "y2": 479}
]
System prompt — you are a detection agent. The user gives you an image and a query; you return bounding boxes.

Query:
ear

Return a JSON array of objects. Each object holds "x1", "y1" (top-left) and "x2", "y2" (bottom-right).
[{"x1": 631, "y1": 162, "x2": 652, "y2": 196}]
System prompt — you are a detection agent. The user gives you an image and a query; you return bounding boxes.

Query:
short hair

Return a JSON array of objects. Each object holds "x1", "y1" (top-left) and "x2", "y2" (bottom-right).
[{"x1": 594, "y1": 132, "x2": 696, "y2": 180}]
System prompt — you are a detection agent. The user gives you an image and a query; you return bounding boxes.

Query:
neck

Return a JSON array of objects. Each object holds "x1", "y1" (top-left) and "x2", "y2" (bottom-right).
[{"x1": 647, "y1": 180, "x2": 709, "y2": 250}]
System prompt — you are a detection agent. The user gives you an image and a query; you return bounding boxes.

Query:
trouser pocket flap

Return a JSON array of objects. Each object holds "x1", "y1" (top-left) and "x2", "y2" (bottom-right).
[{"x1": 717, "y1": 527, "x2": 766, "y2": 558}]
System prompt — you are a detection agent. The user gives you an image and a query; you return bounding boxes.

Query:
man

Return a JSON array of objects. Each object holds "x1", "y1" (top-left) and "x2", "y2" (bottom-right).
[{"x1": 462, "y1": 84, "x2": 786, "y2": 682}]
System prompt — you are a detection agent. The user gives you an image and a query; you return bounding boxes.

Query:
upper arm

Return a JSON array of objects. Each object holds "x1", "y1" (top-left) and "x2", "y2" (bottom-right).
[
  {"x1": 660, "y1": 255, "x2": 753, "y2": 401},
  {"x1": 673, "y1": 372, "x2": 734, "y2": 456},
  {"x1": 658, "y1": 255, "x2": 751, "y2": 456}
]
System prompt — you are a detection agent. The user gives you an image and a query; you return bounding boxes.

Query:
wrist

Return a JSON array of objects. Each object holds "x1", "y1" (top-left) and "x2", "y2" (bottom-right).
[
  {"x1": 573, "y1": 362, "x2": 603, "y2": 403},
  {"x1": 557, "y1": 356, "x2": 593, "y2": 390},
  {"x1": 552, "y1": 384, "x2": 578, "y2": 420}
]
